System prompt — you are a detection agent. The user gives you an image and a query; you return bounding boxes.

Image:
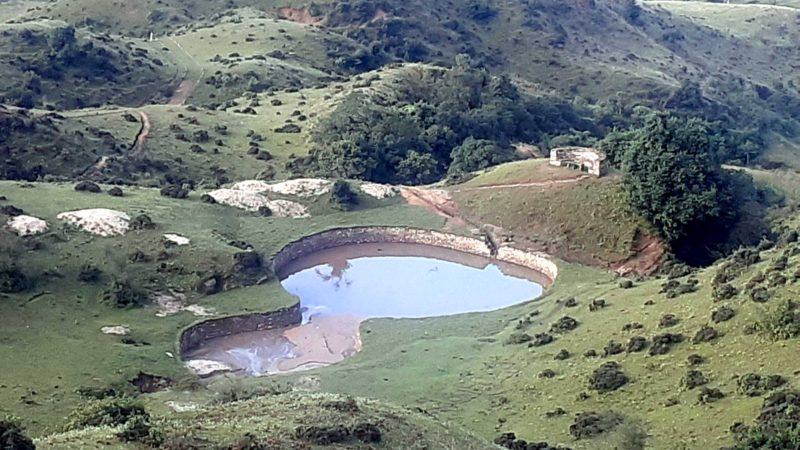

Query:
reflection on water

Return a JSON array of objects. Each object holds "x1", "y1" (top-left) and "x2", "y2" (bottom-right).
[
  {"x1": 283, "y1": 254, "x2": 543, "y2": 319},
  {"x1": 185, "y1": 243, "x2": 545, "y2": 376}
]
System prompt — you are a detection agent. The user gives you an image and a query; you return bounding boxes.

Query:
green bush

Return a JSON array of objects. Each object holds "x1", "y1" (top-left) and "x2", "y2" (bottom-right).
[
  {"x1": 329, "y1": 180, "x2": 358, "y2": 210},
  {"x1": 753, "y1": 300, "x2": 800, "y2": 340},
  {"x1": 0, "y1": 417, "x2": 35, "y2": 450},
  {"x1": 64, "y1": 398, "x2": 148, "y2": 431}
]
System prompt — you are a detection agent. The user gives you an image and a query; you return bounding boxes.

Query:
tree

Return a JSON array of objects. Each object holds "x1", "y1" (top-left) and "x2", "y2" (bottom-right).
[
  {"x1": 619, "y1": 113, "x2": 742, "y2": 262},
  {"x1": 448, "y1": 137, "x2": 514, "y2": 175},
  {"x1": 396, "y1": 151, "x2": 440, "y2": 185}
]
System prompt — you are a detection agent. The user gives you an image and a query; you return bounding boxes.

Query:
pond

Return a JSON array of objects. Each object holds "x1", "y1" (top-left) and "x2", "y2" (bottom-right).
[{"x1": 184, "y1": 243, "x2": 546, "y2": 376}]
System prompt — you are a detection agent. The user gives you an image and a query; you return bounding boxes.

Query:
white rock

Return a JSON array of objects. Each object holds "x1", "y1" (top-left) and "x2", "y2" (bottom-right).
[
  {"x1": 266, "y1": 199, "x2": 310, "y2": 218},
  {"x1": 6, "y1": 215, "x2": 48, "y2": 236},
  {"x1": 185, "y1": 359, "x2": 235, "y2": 377},
  {"x1": 359, "y1": 182, "x2": 399, "y2": 199},
  {"x1": 207, "y1": 189, "x2": 310, "y2": 217},
  {"x1": 232, "y1": 178, "x2": 332, "y2": 197},
  {"x1": 164, "y1": 233, "x2": 190, "y2": 246},
  {"x1": 57, "y1": 209, "x2": 130, "y2": 236},
  {"x1": 165, "y1": 401, "x2": 199, "y2": 412},
  {"x1": 183, "y1": 304, "x2": 214, "y2": 317},
  {"x1": 207, "y1": 189, "x2": 271, "y2": 211},
  {"x1": 101, "y1": 326, "x2": 130, "y2": 336}
]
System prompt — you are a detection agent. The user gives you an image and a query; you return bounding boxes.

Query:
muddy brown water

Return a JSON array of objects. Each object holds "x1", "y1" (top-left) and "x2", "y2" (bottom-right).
[{"x1": 185, "y1": 243, "x2": 546, "y2": 376}]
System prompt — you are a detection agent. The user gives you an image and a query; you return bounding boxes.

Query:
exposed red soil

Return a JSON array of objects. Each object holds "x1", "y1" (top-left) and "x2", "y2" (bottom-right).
[
  {"x1": 277, "y1": 7, "x2": 325, "y2": 26},
  {"x1": 612, "y1": 231, "x2": 665, "y2": 277}
]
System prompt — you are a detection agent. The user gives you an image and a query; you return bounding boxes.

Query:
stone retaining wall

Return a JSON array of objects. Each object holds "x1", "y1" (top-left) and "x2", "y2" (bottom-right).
[
  {"x1": 272, "y1": 227, "x2": 557, "y2": 284},
  {"x1": 179, "y1": 304, "x2": 302, "y2": 354}
]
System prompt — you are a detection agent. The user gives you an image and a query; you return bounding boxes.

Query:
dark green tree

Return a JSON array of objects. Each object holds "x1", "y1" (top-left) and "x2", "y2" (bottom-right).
[
  {"x1": 448, "y1": 137, "x2": 514, "y2": 175},
  {"x1": 618, "y1": 113, "x2": 753, "y2": 263}
]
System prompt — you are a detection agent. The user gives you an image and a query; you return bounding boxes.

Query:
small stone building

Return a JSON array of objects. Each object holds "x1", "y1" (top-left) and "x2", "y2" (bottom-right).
[{"x1": 549, "y1": 147, "x2": 608, "y2": 177}]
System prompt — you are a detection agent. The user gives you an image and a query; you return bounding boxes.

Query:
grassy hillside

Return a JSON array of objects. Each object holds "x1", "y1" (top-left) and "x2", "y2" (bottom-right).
[
  {"x1": 0, "y1": 20, "x2": 178, "y2": 109},
  {"x1": 38, "y1": 392, "x2": 495, "y2": 449},
  {"x1": 451, "y1": 160, "x2": 651, "y2": 266},
  {"x1": 0, "y1": 180, "x2": 444, "y2": 433}
]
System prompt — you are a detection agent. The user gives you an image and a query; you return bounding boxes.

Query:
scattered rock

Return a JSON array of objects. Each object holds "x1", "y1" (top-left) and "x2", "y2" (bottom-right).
[
  {"x1": 165, "y1": 401, "x2": 199, "y2": 412},
  {"x1": 539, "y1": 369, "x2": 557, "y2": 379},
  {"x1": 359, "y1": 182, "x2": 400, "y2": 199},
  {"x1": 232, "y1": 178, "x2": 332, "y2": 197},
  {"x1": 185, "y1": 359, "x2": 235, "y2": 377},
  {"x1": 163, "y1": 234, "x2": 190, "y2": 246},
  {"x1": 6, "y1": 215, "x2": 48, "y2": 236},
  {"x1": 564, "y1": 297, "x2": 578, "y2": 307},
  {"x1": 101, "y1": 326, "x2": 130, "y2": 336}
]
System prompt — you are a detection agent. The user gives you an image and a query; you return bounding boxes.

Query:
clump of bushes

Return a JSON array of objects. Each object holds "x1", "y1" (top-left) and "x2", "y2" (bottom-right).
[
  {"x1": 74, "y1": 180, "x2": 101, "y2": 193},
  {"x1": 711, "y1": 305, "x2": 736, "y2": 323},
  {"x1": 732, "y1": 390, "x2": 800, "y2": 449},
  {"x1": 753, "y1": 300, "x2": 800, "y2": 340},
  {"x1": 78, "y1": 264, "x2": 103, "y2": 283},
  {"x1": 569, "y1": 411, "x2": 624, "y2": 439},
  {"x1": 105, "y1": 279, "x2": 148, "y2": 308},
  {"x1": 160, "y1": 185, "x2": 189, "y2": 199},
  {"x1": 737, "y1": 373, "x2": 788, "y2": 397},
  {"x1": 682, "y1": 370, "x2": 708, "y2": 389},
  {"x1": 692, "y1": 325, "x2": 719, "y2": 344},
  {"x1": 130, "y1": 214, "x2": 155, "y2": 230},
  {"x1": 589, "y1": 362, "x2": 629, "y2": 393},
  {"x1": 494, "y1": 432, "x2": 570, "y2": 450},
  {"x1": 294, "y1": 422, "x2": 381, "y2": 445},
  {"x1": 649, "y1": 333, "x2": 684, "y2": 355},
  {"x1": 660, "y1": 279, "x2": 699, "y2": 298},
  {"x1": 712, "y1": 283, "x2": 738, "y2": 301},
  {"x1": 64, "y1": 398, "x2": 148, "y2": 431}
]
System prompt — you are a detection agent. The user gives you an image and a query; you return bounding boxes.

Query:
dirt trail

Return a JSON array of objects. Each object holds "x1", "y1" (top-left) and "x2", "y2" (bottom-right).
[
  {"x1": 132, "y1": 111, "x2": 151, "y2": 157},
  {"x1": 168, "y1": 80, "x2": 195, "y2": 105},
  {"x1": 454, "y1": 175, "x2": 588, "y2": 192},
  {"x1": 400, "y1": 186, "x2": 468, "y2": 227}
]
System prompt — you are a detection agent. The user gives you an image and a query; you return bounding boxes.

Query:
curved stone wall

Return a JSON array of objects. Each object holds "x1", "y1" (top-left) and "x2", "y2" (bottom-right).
[
  {"x1": 180, "y1": 227, "x2": 557, "y2": 357},
  {"x1": 272, "y1": 227, "x2": 557, "y2": 283}
]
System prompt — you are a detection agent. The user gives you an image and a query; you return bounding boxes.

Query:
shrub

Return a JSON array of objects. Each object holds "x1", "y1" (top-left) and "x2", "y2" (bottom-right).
[
  {"x1": 589, "y1": 362, "x2": 629, "y2": 393},
  {"x1": 74, "y1": 180, "x2": 101, "y2": 193},
  {"x1": 329, "y1": 180, "x2": 358, "y2": 210},
  {"x1": 569, "y1": 411, "x2": 624, "y2": 439},
  {"x1": 108, "y1": 187, "x2": 124, "y2": 197},
  {"x1": 712, "y1": 283, "x2": 738, "y2": 301},
  {"x1": 64, "y1": 398, "x2": 148, "y2": 431},
  {"x1": 160, "y1": 185, "x2": 189, "y2": 199},
  {"x1": 130, "y1": 214, "x2": 155, "y2": 230},
  {"x1": 733, "y1": 390, "x2": 800, "y2": 449},
  {"x1": 649, "y1": 333, "x2": 684, "y2": 355},
  {"x1": 105, "y1": 279, "x2": 148, "y2": 308},
  {"x1": 550, "y1": 316, "x2": 579, "y2": 333},
  {"x1": 78, "y1": 264, "x2": 103, "y2": 283},
  {"x1": 753, "y1": 300, "x2": 800, "y2": 340},
  {"x1": 0, "y1": 417, "x2": 35, "y2": 450}
]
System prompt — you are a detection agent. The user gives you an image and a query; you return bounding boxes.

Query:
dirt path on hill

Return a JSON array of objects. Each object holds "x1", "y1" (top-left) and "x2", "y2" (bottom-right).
[
  {"x1": 131, "y1": 111, "x2": 151, "y2": 157},
  {"x1": 453, "y1": 175, "x2": 588, "y2": 192},
  {"x1": 400, "y1": 186, "x2": 469, "y2": 227}
]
